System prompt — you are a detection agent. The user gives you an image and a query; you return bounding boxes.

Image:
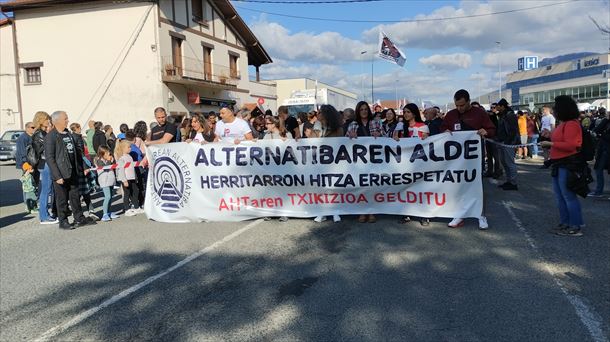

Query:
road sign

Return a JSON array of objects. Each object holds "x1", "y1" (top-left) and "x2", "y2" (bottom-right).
[{"x1": 257, "y1": 97, "x2": 265, "y2": 105}]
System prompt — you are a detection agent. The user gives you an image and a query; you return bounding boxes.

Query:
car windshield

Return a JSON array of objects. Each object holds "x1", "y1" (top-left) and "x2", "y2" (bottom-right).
[
  {"x1": 287, "y1": 104, "x2": 315, "y2": 117},
  {"x1": 1, "y1": 131, "x2": 23, "y2": 141}
]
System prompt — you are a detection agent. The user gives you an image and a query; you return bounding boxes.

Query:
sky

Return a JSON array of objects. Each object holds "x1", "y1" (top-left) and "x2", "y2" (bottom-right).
[{"x1": 236, "y1": 0, "x2": 610, "y2": 105}]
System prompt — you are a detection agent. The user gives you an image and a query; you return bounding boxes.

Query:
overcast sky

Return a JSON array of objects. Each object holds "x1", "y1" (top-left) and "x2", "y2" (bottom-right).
[{"x1": 237, "y1": 0, "x2": 610, "y2": 105}]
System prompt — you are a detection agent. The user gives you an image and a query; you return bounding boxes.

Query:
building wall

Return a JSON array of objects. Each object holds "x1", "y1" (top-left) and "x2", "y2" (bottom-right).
[
  {"x1": 14, "y1": 2, "x2": 162, "y2": 130},
  {"x1": 248, "y1": 80, "x2": 277, "y2": 113},
  {"x1": 0, "y1": 22, "x2": 20, "y2": 133},
  {"x1": 158, "y1": 0, "x2": 271, "y2": 116},
  {"x1": 272, "y1": 78, "x2": 357, "y2": 107}
]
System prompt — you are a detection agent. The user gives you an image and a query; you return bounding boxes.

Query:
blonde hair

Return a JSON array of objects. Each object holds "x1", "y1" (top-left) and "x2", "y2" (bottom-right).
[
  {"x1": 115, "y1": 140, "x2": 131, "y2": 159},
  {"x1": 32, "y1": 111, "x2": 50, "y2": 131}
]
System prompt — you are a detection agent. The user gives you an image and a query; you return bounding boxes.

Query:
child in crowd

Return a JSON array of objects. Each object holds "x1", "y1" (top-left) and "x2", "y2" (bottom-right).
[
  {"x1": 116, "y1": 140, "x2": 143, "y2": 217},
  {"x1": 95, "y1": 145, "x2": 120, "y2": 222},
  {"x1": 20, "y1": 162, "x2": 38, "y2": 214}
]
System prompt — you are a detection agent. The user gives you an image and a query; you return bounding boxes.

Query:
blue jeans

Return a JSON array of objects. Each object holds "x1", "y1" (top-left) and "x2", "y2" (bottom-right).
[
  {"x1": 593, "y1": 145, "x2": 608, "y2": 195},
  {"x1": 102, "y1": 186, "x2": 113, "y2": 216},
  {"x1": 552, "y1": 167, "x2": 584, "y2": 227},
  {"x1": 38, "y1": 165, "x2": 54, "y2": 221},
  {"x1": 529, "y1": 134, "x2": 539, "y2": 156}
]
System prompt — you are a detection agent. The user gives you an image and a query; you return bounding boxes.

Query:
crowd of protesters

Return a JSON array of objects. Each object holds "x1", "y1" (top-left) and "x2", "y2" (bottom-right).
[{"x1": 13, "y1": 89, "x2": 609, "y2": 235}]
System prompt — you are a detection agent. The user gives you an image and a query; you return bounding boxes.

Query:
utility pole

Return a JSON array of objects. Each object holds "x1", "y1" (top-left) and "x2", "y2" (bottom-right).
[{"x1": 496, "y1": 41, "x2": 502, "y2": 100}]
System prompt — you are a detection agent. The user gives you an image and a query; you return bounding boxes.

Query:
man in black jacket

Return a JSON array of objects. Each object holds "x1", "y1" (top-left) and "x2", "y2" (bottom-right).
[
  {"x1": 45, "y1": 111, "x2": 93, "y2": 229},
  {"x1": 495, "y1": 98, "x2": 520, "y2": 190}
]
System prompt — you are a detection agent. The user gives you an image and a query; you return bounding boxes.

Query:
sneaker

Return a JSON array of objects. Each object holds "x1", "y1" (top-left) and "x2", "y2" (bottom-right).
[
  {"x1": 478, "y1": 216, "x2": 489, "y2": 230},
  {"x1": 279, "y1": 216, "x2": 288, "y2": 222},
  {"x1": 125, "y1": 209, "x2": 137, "y2": 217},
  {"x1": 40, "y1": 218, "x2": 59, "y2": 225},
  {"x1": 134, "y1": 208, "x2": 145, "y2": 214},
  {"x1": 110, "y1": 212, "x2": 120, "y2": 219},
  {"x1": 313, "y1": 216, "x2": 327, "y2": 223},
  {"x1": 400, "y1": 216, "x2": 411, "y2": 224},
  {"x1": 101, "y1": 214, "x2": 111, "y2": 222},
  {"x1": 74, "y1": 217, "x2": 95, "y2": 228},
  {"x1": 555, "y1": 227, "x2": 583, "y2": 237},
  {"x1": 420, "y1": 218, "x2": 430, "y2": 226},
  {"x1": 549, "y1": 223, "x2": 568, "y2": 233},
  {"x1": 501, "y1": 183, "x2": 518, "y2": 191},
  {"x1": 332, "y1": 215, "x2": 341, "y2": 222},
  {"x1": 263, "y1": 217, "x2": 272, "y2": 221},
  {"x1": 58, "y1": 221, "x2": 74, "y2": 230},
  {"x1": 448, "y1": 218, "x2": 464, "y2": 228},
  {"x1": 587, "y1": 192, "x2": 604, "y2": 198}
]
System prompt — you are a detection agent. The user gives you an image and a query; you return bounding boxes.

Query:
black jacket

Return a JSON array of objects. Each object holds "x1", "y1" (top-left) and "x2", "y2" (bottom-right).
[
  {"x1": 32, "y1": 129, "x2": 47, "y2": 169},
  {"x1": 496, "y1": 109, "x2": 519, "y2": 145},
  {"x1": 92, "y1": 130, "x2": 106, "y2": 155},
  {"x1": 44, "y1": 128, "x2": 84, "y2": 181}
]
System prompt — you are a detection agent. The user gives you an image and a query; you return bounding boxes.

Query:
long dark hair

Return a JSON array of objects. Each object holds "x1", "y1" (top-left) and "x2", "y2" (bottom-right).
[
  {"x1": 554, "y1": 95, "x2": 579, "y2": 121},
  {"x1": 404, "y1": 103, "x2": 423, "y2": 123},
  {"x1": 383, "y1": 108, "x2": 397, "y2": 124},
  {"x1": 318, "y1": 105, "x2": 342, "y2": 136},
  {"x1": 133, "y1": 121, "x2": 148, "y2": 141},
  {"x1": 354, "y1": 101, "x2": 373, "y2": 126}
]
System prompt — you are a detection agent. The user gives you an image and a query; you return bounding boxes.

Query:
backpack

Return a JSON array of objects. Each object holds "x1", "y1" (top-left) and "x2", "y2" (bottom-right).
[
  {"x1": 579, "y1": 126, "x2": 595, "y2": 162},
  {"x1": 26, "y1": 143, "x2": 38, "y2": 167}
]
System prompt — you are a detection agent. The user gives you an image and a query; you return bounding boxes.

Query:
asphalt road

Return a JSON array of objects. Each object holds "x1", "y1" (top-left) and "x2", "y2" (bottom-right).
[{"x1": 1, "y1": 159, "x2": 609, "y2": 341}]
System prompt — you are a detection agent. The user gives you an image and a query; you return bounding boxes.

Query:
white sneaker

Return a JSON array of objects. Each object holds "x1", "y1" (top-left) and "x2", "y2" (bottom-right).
[
  {"x1": 448, "y1": 218, "x2": 464, "y2": 228},
  {"x1": 313, "y1": 216, "x2": 327, "y2": 223},
  {"x1": 478, "y1": 216, "x2": 489, "y2": 230},
  {"x1": 40, "y1": 218, "x2": 59, "y2": 225},
  {"x1": 134, "y1": 208, "x2": 145, "y2": 214},
  {"x1": 332, "y1": 215, "x2": 341, "y2": 222},
  {"x1": 125, "y1": 209, "x2": 137, "y2": 217}
]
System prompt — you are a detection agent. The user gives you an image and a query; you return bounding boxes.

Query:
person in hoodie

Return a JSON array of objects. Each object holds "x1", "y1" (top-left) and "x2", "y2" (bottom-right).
[
  {"x1": 495, "y1": 98, "x2": 520, "y2": 191},
  {"x1": 92, "y1": 121, "x2": 107, "y2": 156}
]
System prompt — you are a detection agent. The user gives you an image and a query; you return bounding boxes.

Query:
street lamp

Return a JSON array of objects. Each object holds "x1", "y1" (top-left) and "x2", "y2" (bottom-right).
[
  {"x1": 496, "y1": 41, "x2": 501, "y2": 100},
  {"x1": 361, "y1": 50, "x2": 374, "y2": 103}
]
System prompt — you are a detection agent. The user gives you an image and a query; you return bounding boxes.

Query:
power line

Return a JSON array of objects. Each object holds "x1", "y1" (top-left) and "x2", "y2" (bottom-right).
[
  {"x1": 235, "y1": 1, "x2": 575, "y2": 23},
  {"x1": 233, "y1": 0, "x2": 384, "y2": 3}
]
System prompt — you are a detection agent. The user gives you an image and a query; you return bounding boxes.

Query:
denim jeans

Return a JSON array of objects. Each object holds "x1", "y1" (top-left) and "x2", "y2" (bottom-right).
[
  {"x1": 529, "y1": 134, "x2": 539, "y2": 156},
  {"x1": 552, "y1": 167, "x2": 584, "y2": 227},
  {"x1": 594, "y1": 145, "x2": 608, "y2": 194},
  {"x1": 102, "y1": 186, "x2": 113, "y2": 216},
  {"x1": 38, "y1": 165, "x2": 54, "y2": 221}
]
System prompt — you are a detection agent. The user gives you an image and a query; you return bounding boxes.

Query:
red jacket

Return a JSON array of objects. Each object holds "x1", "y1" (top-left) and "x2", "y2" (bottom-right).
[
  {"x1": 440, "y1": 106, "x2": 496, "y2": 138},
  {"x1": 550, "y1": 120, "x2": 582, "y2": 160}
]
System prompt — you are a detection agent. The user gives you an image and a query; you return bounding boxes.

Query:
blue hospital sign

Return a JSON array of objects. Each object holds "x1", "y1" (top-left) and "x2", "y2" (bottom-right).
[{"x1": 517, "y1": 56, "x2": 539, "y2": 71}]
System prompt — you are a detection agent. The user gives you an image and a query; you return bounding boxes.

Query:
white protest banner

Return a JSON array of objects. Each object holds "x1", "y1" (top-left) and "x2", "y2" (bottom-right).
[
  {"x1": 378, "y1": 31, "x2": 406, "y2": 67},
  {"x1": 144, "y1": 132, "x2": 483, "y2": 222}
]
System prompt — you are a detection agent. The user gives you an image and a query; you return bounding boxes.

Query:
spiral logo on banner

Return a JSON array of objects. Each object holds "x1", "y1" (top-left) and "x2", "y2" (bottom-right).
[{"x1": 153, "y1": 156, "x2": 186, "y2": 213}]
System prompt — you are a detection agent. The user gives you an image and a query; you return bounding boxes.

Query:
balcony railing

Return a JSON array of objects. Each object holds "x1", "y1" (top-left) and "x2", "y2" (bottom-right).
[{"x1": 161, "y1": 56, "x2": 240, "y2": 86}]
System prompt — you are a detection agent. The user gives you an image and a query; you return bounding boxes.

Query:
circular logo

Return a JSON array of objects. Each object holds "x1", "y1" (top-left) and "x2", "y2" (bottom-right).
[
  {"x1": 153, "y1": 156, "x2": 185, "y2": 213},
  {"x1": 257, "y1": 97, "x2": 265, "y2": 105}
]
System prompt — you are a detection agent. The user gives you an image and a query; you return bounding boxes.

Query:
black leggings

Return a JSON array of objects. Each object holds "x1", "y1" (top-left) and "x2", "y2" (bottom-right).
[{"x1": 122, "y1": 180, "x2": 140, "y2": 210}]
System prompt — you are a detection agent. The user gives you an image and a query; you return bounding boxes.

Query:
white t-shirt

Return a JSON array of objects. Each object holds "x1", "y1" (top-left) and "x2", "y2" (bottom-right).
[
  {"x1": 215, "y1": 118, "x2": 251, "y2": 141},
  {"x1": 540, "y1": 114, "x2": 556, "y2": 132},
  {"x1": 192, "y1": 132, "x2": 205, "y2": 143},
  {"x1": 395, "y1": 122, "x2": 429, "y2": 138}
]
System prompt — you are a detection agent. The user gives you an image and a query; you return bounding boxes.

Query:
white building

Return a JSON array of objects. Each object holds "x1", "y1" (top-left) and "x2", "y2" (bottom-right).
[
  {"x1": 268, "y1": 78, "x2": 357, "y2": 109},
  {"x1": 0, "y1": 18, "x2": 20, "y2": 133},
  {"x1": 0, "y1": 0, "x2": 276, "y2": 132}
]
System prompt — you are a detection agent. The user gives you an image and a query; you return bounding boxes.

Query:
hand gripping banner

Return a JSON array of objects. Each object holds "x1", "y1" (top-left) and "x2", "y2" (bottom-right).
[{"x1": 144, "y1": 132, "x2": 483, "y2": 222}]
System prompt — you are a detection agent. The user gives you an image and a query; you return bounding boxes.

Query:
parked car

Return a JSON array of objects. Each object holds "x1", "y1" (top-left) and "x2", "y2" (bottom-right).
[{"x1": 0, "y1": 130, "x2": 25, "y2": 162}]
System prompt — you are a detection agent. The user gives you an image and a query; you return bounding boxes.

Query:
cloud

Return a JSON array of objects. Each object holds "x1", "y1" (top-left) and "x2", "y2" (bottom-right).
[
  {"x1": 363, "y1": 1, "x2": 609, "y2": 54},
  {"x1": 250, "y1": 20, "x2": 370, "y2": 63},
  {"x1": 419, "y1": 53, "x2": 472, "y2": 70}
]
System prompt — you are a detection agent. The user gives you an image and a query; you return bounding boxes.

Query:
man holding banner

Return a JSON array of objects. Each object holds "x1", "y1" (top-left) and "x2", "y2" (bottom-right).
[{"x1": 441, "y1": 89, "x2": 496, "y2": 229}]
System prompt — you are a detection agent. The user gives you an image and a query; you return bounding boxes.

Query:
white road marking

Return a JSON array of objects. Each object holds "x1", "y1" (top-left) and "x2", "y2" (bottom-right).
[
  {"x1": 34, "y1": 219, "x2": 264, "y2": 342},
  {"x1": 502, "y1": 201, "x2": 608, "y2": 342}
]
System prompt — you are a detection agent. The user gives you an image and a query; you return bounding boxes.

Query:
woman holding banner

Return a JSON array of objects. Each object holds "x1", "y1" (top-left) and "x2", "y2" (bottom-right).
[
  {"x1": 187, "y1": 114, "x2": 218, "y2": 143},
  {"x1": 347, "y1": 101, "x2": 381, "y2": 223},
  {"x1": 394, "y1": 103, "x2": 431, "y2": 226},
  {"x1": 312, "y1": 105, "x2": 344, "y2": 223}
]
